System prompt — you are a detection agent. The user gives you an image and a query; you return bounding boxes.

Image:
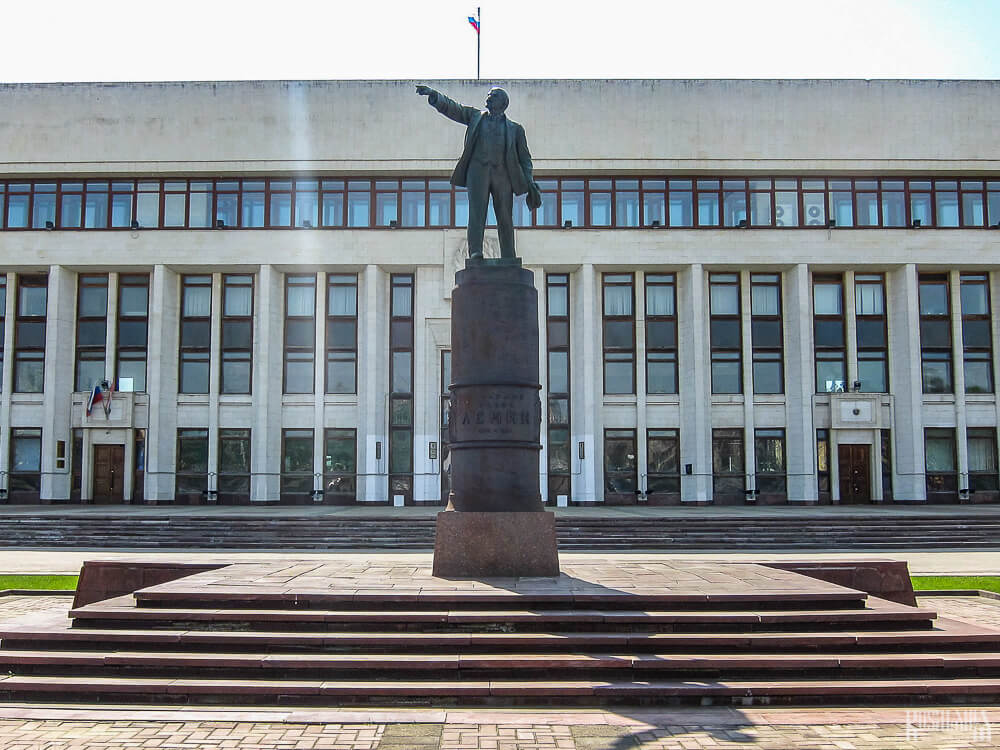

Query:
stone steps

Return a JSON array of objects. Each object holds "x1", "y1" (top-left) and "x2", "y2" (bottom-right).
[
  {"x1": 1, "y1": 514, "x2": 1000, "y2": 549},
  {"x1": 3, "y1": 559, "x2": 1000, "y2": 706}
]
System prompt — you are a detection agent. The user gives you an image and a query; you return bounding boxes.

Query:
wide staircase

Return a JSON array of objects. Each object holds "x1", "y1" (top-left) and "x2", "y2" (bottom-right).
[
  {"x1": 2, "y1": 560, "x2": 1000, "y2": 706},
  {"x1": 1, "y1": 512, "x2": 1000, "y2": 550}
]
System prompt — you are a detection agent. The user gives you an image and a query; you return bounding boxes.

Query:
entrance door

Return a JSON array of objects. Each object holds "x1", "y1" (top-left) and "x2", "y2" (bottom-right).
[
  {"x1": 93, "y1": 444, "x2": 125, "y2": 504},
  {"x1": 838, "y1": 444, "x2": 871, "y2": 504}
]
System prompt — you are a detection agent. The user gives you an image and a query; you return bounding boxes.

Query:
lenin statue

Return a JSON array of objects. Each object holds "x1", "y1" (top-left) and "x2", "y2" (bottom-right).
[{"x1": 416, "y1": 85, "x2": 542, "y2": 259}]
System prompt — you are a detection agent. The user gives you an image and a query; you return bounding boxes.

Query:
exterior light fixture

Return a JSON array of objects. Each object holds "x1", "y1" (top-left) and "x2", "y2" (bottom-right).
[{"x1": 563, "y1": 220, "x2": 573, "y2": 228}]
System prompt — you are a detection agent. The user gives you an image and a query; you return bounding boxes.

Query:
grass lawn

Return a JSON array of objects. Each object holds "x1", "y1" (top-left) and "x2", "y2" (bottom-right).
[
  {"x1": 0, "y1": 575, "x2": 78, "y2": 591},
  {"x1": 912, "y1": 576, "x2": 1000, "y2": 594}
]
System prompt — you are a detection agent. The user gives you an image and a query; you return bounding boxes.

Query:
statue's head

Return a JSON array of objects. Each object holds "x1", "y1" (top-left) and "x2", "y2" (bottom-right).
[{"x1": 485, "y1": 87, "x2": 509, "y2": 114}]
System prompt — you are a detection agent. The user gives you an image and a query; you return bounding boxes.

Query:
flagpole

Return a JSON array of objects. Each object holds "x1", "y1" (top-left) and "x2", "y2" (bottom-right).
[{"x1": 476, "y1": 7, "x2": 481, "y2": 81}]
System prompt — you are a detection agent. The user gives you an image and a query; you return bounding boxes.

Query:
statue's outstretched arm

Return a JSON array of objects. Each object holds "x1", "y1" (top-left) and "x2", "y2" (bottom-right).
[{"x1": 415, "y1": 85, "x2": 475, "y2": 125}]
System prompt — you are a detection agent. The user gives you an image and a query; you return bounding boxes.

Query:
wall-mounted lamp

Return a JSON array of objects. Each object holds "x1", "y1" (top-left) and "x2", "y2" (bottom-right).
[
  {"x1": 827, "y1": 219, "x2": 837, "y2": 229},
  {"x1": 44, "y1": 220, "x2": 54, "y2": 230},
  {"x1": 911, "y1": 219, "x2": 922, "y2": 229},
  {"x1": 852, "y1": 380, "x2": 862, "y2": 392},
  {"x1": 650, "y1": 219, "x2": 661, "y2": 228},
  {"x1": 563, "y1": 220, "x2": 573, "y2": 229},
  {"x1": 216, "y1": 219, "x2": 225, "y2": 229},
  {"x1": 130, "y1": 219, "x2": 140, "y2": 230},
  {"x1": 737, "y1": 219, "x2": 748, "y2": 229},
  {"x1": 389, "y1": 219, "x2": 399, "y2": 229},
  {"x1": 302, "y1": 219, "x2": 313, "y2": 229}
]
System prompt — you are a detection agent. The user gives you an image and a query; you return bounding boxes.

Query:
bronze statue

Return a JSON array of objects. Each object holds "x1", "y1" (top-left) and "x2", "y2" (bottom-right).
[{"x1": 416, "y1": 85, "x2": 541, "y2": 259}]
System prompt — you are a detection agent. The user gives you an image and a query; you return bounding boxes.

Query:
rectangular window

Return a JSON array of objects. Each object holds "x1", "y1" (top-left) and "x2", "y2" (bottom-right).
[
  {"x1": 176, "y1": 428, "x2": 208, "y2": 497},
  {"x1": 712, "y1": 428, "x2": 744, "y2": 499},
  {"x1": 218, "y1": 428, "x2": 251, "y2": 502},
  {"x1": 919, "y1": 274, "x2": 952, "y2": 393},
  {"x1": 604, "y1": 429, "x2": 637, "y2": 498},
  {"x1": 14, "y1": 275, "x2": 47, "y2": 393},
  {"x1": 968, "y1": 428, "x2": 999, "y2": 492},
  {"x1": 389, "y1": 274, "x2": 414, "y2": 503},
  {"x1": 602, "y1": 274, "x2": 635, "y2": 394},
  {"x1": 645, "y1": 274, "x2": 677, "y2": 394},
  {"x1": 813, "y1": 275, "x2": 845, "y2": 393},
  {"x1": 221, "y1": 274, "x2": 253, "y2": 394},
  {"x1": 750, "y1": 273, "x2": 783, "y2": 394},
  {"x1": 326, "y1": 274, "x2": 358, "y2": 394},
  {"x1": 116, "y1": 274, "x2": 148, "y2": 392},
  {"x1": 855, "y1": 274, "x2": 888, "y2": 392},
  {"x1": 961, "y1": 274, "x2": 993, "y2": 394},
  {"x1": 324, "y1": 428, "x2": 357, "y2": 502},
  {"x1": 647, "y1": 428, "x2": 680, "y2": 497},
  {"x1": 924, "y1": 427, "x2": 957, "y2": 500},
  {"x1": 281, "y1": 428, "x2": 314, "y2": 502},
  {"x1": 284, "y1": 274, "x2": 316, "y2": 394},
  {"x1": 546, "y1": 274, "x2": 571, "y2": 502},
  {"x1": 755, "y1": 428, "x2": 786, "y2": 496},
  {"x1": 75, "y1": 274, "x2": 108, "y2": 392},
  {"x1": 9, "y1": 427, "x2": 42, "y2": 500},
  {"x1": 881, "y1": 429, "x2": 893, "y2": 501},
  {"x1": 179, "y1": 275, "x2": 212, "y2": 393},
  {"x1": 710, "y1": 273, "x2": 741, "y2": 394}
]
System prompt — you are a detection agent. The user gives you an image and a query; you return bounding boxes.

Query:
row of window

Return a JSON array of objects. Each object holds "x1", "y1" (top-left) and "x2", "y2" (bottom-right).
[
  {"x1": 3, "y1": 176, "x2": 999, "y2": 231},
  {"x1": 601, "y1": 272, "x2": 994, "y2": 396}
]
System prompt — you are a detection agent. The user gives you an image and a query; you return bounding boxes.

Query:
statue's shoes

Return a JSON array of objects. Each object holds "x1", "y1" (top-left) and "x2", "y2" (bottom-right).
[{"x1": 469, "y1": 252, "x2": 484, "y2": 259}]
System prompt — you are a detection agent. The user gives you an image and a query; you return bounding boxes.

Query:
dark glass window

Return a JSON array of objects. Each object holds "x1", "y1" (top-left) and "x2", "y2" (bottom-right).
[
  {"x1": 817, "y1": 429, "x2": 830, "y2": 499},
  {"x1": 14, "y1": 275, "x2": 47, "y2": 393},
  {"x1": 961, "y1": 274, "x2": 993, "y2": 394},
  {"x1": 755, "y1": 429, "x2": 786, "y2": 495},
  {"x1": 116, "y1": 274, "x2": 148, "y2": 392},
  {"x1": 647, "y1": 429, "x2": 680, "y2": 495},
  {"x1": 919, "y1": 275, "x2": 952, "y2": 393},
  {"x1": 218, "y1": 428, "x2": 251, "y2": 501},
  {"x1": 602, "y1": 274, "x2": 634, "y2": 394},
  {"x1": 176, "y1": 428, "x2": 208, "y2": 495},
  {"x1": 813, "y1": 276, "x2": 845, "y2": 392},
  {"x1": 712, "y1": 428, "x2": 744, "y2": 498},
  {"x1": 750, "y1": 273, "x2": 783, "y2": 394},
  {"x1": 324, "y1": 428, "x2": 357, "y2": 501},
  {"x1": 925, "y1": 427, "x2": 957, "y2": 499},
  {"x1": 179, "y1": 275, "x2": 211, "y2": 393},
  {"x1": 855, "y1": 274, "x2": 888, "y2": 392},
  {"x1": 389, "y1": 274, "x2": 414, "y2": 503},
  {"x1": 646, "y1": 274, "x2": 677, "y2": 394},
  {"x1": 968, "y1": 427, "x2": 999, "y2": 492},
  {"x1": 10, "y1": 427, "x2": 42, "y2": 498},
  {"x1": 75, "y1": 274, "x2": 108, "y2": 392},
  {"x1": 546, "y1": 274, "x2": 572, "y2": 502},
  {"x1": 710, "y1": 274, "x2": 741, "y2": 394},
  {"x1": 281, "y1": 428, "x2": 314, "y2": 500},
  {"x1": 284, "y1": 275, "x2": 315, "y2": 394},
  {"x1": 0, "y1": 276, "x2": 6, "y2": 392},
  {"x1": 604, "y1": 429, "x2": 637, "y2": 497},
  {"x1": 326, "y1": 274, "x2": 357, "y2": 394},
  {"x1": 221, "y1": 275, "x2": 253, "y2": 394}
]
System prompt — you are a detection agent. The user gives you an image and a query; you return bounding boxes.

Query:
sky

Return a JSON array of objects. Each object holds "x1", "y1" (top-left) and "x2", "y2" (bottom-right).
[{"x1": 0, "y1": 0, "x2": 998, "y2": 83}]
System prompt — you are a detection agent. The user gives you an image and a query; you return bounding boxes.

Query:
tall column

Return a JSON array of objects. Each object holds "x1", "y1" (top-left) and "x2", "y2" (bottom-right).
[
  {"x1": 740, "y1": 270, "x2": 755, "y2": 497},
  {"x1": 359, "y1": 264, "x2": 386, "y2": 502},
  {"x1": 40, "y1": 266, "x2": 75, "y2": 501},
  {"x1": 785, "y1": 264, "x2": 818, "y2": 502},
  {"x1": 145, "y1": 264, "x2": 179, "y2": 502},
  {"x1": 950, "y1": 271, "x2": 969, "y2": 491},
  {"x1": 888, "y1": 264, "x2": 926, "y2": 500},
  {"x1": 105, "y1": 273, "x2": 119, "y2": 382},
  {"x1": 575, "y1": 265, "x2": 599, "y2": 502},
  {"x1": 412, "y1": 266, "x2": 433, "y2": 503},
  {"x1": 679, "y1": 264, "x2": 711, "y2": 501},
  {"x1": 251, "y1": 265, "x2": 281, "y2": 502},
  {"x1": 844, "y1": 271, "x2": 858, "y2": 388}
]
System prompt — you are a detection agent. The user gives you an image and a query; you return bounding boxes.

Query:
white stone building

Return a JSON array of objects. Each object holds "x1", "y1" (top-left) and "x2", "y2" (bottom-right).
[{"x1": 0, "y1": 79, "x2": 998, "y2": 506}]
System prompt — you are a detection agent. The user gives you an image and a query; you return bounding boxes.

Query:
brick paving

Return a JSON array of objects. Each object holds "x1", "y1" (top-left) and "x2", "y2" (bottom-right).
[{"x1": 1, "y1": 593, "x2": 1000, "y2": 747}]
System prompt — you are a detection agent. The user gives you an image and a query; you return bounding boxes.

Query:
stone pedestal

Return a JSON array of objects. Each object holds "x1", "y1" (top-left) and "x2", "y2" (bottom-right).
[
  {"x1": 432, "y1": 510, "x2": 560, "y2": 577},
  {"x1": 433, "y1": 258, "x2": 560, "y2": 577}
]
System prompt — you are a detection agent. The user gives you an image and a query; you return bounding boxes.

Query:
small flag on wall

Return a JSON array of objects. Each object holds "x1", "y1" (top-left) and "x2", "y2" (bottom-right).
[
  {"x1": 86, "y1": 384, "x2": 103, "y2": 417},
  {"x1": 468, "y1": 15, "x2": 480, "y2": 34}
]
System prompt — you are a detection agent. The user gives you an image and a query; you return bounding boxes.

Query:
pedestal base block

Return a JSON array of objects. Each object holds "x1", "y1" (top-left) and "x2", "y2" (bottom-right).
[{"x1": 432, "y1": 510, "x2": 560, "y2": 578}]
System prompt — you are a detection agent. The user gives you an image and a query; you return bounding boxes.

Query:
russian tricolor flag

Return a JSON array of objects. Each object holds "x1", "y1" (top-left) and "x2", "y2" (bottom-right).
[
  {"x1": 86, "y1": 383, "x2": 103, "y2": 417},
  {"x1": 468, "y1": 16, "x2": 480, "y2": 34}
]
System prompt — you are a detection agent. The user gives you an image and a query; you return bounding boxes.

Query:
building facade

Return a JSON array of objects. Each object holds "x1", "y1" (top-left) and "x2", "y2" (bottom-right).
[{"x1": 0, "y1": 79, "x2": 998, "y2": 506}]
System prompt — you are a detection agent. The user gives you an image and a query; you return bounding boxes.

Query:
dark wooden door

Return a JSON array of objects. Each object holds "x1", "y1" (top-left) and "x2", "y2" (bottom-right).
[
  {"x1": 838, "y1": 444, "x2": 871, "y2": 504},
  {"x1": 93, "y1": 444, "x2": 125, "y2": 504}
]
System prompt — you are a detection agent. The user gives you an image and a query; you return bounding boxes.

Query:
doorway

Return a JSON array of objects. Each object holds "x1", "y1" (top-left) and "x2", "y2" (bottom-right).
[
  {"x1": 92, "y1": 444, "x2": 125, "y2": 504},
  {"x1": 838, "y1": 444, "x2": 871, "y2": 504}
]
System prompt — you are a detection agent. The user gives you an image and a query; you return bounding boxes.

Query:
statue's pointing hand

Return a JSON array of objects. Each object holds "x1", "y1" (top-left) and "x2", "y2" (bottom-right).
[{"x1": 415, "y1": 85, "x2": 433, "y2": 96}]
